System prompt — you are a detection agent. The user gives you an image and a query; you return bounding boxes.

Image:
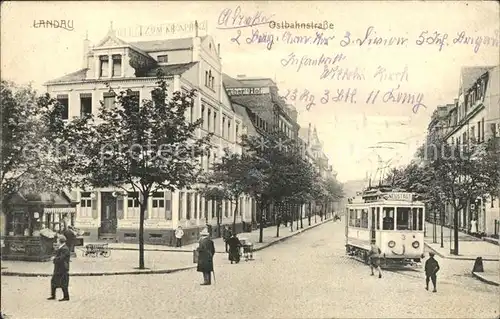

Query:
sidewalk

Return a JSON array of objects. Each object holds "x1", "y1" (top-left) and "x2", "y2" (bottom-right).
[
  {"x1": 1, "y1": 216, "x2": 332, "y2": 277},
  {"x1": 424, "y1": 222, "x2": 500, "y2": 261}
]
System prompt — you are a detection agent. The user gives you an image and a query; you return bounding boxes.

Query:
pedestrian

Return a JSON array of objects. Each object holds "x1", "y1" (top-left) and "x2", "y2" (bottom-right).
[
  {"x1": 48, "y1": 235, "x2": 71, "y2": 301},
  {"x1": 197, "y1": 229, "x2": 215, "y2": 285},
  {"x1": 425, "y1": 252, "x2": 440, "y2": 292},
  {"x1": 368, "y1": 242, "x2": 382, "y2": 278},
  {"x1": 470, "y1": 218, "x2": 478, "y2": 235},
  {"x1": 175, "y1": 226, "x2": 184, "y2": 247},
  {"x1": 226, "y1": 233, "x2": 242, "y2": 264},
  {"x1": 222, "y1": 226, "x2": 231, "y2": 253},
  {"x1": 62, "y1": 215, "x2": 77, "y2": 257}
]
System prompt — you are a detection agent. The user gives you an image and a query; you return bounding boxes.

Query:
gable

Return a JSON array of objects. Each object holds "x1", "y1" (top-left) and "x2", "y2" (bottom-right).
[
  {"x1": 201, "y1": 36, "x2": 220, "y2": 61},
  {"x1": 95, "y1": 34, "x2": 128, "y2": 48}
]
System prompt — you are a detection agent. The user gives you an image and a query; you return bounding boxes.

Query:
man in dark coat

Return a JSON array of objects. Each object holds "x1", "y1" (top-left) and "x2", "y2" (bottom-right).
[
  {"x1": 197, "y1": 229, "x2": 215, "y2": 285},
  {"x1": 425, "y1": 252, "x2": 440, "y2": 292},
  {"x1": 48, "y1": 235, "x2": 71, "y2": 301},
  {"x1": 222, "y1": 226, "x2": 231, "y2": 253},
  {"x1": 226, "y1": 233, "x2": 242, "y2": 264}
]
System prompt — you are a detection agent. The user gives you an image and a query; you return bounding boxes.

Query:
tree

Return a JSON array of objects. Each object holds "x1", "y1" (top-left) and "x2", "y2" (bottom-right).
[
  {"x1": 62, "y1": 73, "x2": 212, "y2": 269},
  {"x1": 392, "y1": 139, "x2": 500, "y2": 255},
  {"x1": 1, "y1": 80, "x2": 74, "y2": 211}
]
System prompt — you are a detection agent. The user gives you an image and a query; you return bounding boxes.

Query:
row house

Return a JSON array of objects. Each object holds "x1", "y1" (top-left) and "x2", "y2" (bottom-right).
[
  {"x1": 44, "y1": 23, "x2": 252, "y2": 245},
  {"x1": 440, "y1": 65, "x2": 500, "y2": 236},
  {"x1": 222, "y1": 74, "x2": 303, "y2": 223}
]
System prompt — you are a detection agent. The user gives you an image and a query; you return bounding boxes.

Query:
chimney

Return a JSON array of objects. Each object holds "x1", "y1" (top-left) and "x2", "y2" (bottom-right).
[
  {"x1": 195, "y1": 20, "x2": 199, "y2": 37},
  {"x1": 83, "y1": 31, "x2": 90, "y2": 69}
]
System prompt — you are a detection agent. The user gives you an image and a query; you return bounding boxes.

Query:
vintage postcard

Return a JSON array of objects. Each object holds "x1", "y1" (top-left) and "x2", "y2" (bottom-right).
[{"x1": 1, "y1": 1, "x2": 499, "y2": 318}]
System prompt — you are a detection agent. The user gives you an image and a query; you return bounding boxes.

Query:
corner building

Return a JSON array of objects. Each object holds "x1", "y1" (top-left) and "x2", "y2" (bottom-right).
[{"x1": 45, "y1": 25, "x2": 252, "y2": 245}]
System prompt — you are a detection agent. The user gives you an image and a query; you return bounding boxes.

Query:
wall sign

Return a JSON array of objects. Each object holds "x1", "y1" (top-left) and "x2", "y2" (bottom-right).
[
  {"x1": 116, "y1": 21, "x2": 208, "y2": 38},
  {"x1": 226, "y1": 87, "x2": 270, "y2": 96},
  {"x1": 384, "y1": 192, "x2": 413, "y2": 201}
]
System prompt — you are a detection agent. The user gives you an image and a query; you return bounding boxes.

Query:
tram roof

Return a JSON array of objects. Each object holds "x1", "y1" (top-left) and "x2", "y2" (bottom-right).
[{"x1": 347, "y1": 200, "x2": 425, "y2": 207}]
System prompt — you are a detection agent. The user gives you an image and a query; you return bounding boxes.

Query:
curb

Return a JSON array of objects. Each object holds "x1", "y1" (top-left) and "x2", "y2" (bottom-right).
[
  {"x1": 472, "y1": 271, "x2": 500, "y2": 286},
  {"x1": 89, "y1": 247, "x2": 227, "y2": 254},
  {"x1": 0, "y1": 265, "x2": 197, "y2": 277},
  {"x1": 1, "y1": 219, "x2": 331, "y2": 277},
  {"x1": 483, "y1": 237, "x2": 499, "y2": 246},
  {"x1": 424, "y1": 242, "x2": 499, "y2": 261},
  {"x1": 253, "y1": 218, "x2": 332, "y2": 252}
]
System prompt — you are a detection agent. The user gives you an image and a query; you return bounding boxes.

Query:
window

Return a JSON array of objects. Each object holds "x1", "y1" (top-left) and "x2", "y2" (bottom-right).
[
  {"x1": 376, "y1": 207, "x2": 380, "y2": 230},
  {"x1": 80, "y1": 192, "x2": 93, "y2": 218},
  {"x1": 236, "y1": 123, "x2": 239, "y2": 141},
  {"x1": 128, "y1": 91, "x2": 140, "y2": 112},
  {"x1": 201, "y1": 105, "x2": 205, "y2": 129},
  {"x1": 222, "y1": 116, "x2": 225, "y2": 138},
  {"x1": 396, "y1": 207, "x2": 412, "y2": 230},
  {"x1": 190, "y1": 102, "x2": 194, "y2": 123},
  {"x1": 127, "y1": 192, "x2": 140, "y2": 219},
  {"x1": 207, "y1": 109, "x2": 212, "y2": 132},
  {"x1": 157, "y1": 55, "x2": 168, "y2": 63},
  {"x1": 213, "y1": 111, "x2": 217, "y2": 134},
  {"x1": 151, "y1": 192, "x2": 165, "y2": 219},
  {"x1": 412, "y1": 207, "x2": 424, "y2": 230},
  {"x1": 103, "y1": 93, "x2": 115, "y2": 109},
  {"x1": 178, "y1": 192, "x2": 184, "y2": 220},
  {"x1": 56, "y1": 95, "x2": 69, "y2": 120},
  {"x1": 80, "y1": 93, "x2": 92, "y2": 116},
  {"x1": 348, "y1": 209, "x2": 355, "y2": 227},
  {"x1": 100, "y1": 56, "x2": 109, "y2": 77},
  {"x1": 211, "y1": 200, "x2": 216, "y2": 218},
  {"x1": 360, "y1": 209, "x2": 368, "y2": 228},
  {"x1": 186, "y1": 193, "x2": 192, "y2": 220},
  {"x1": 205, "y1": 71, "x2": 208, "y2": 86},
  {"x1": 112, "y1": 55, "x2": 122, "y2": 77},
  {"x1": 481, "y1": 118, "x2": 485, "y2": 142},
  {"x1": 194, "y1": 194, "x2": 198, "y2": 219},
  {"x1": 206, "y1": 152, "x2": 211, "y2": 171},
  {"x1": 228, "y1": 120, "x2": 231, "y2": 141},
  {"x1": 382, "y1": 207, "x2": 394, "y2": 230},
  {"x1": 471, "y1": 127, "x2": 476, "y2": 142},
  {"x1": 208, "y1": 71, "x2": 212, "y2": 88},
  {"x1": 491, "y1": 123, "x2": 498, "y2": 137}
]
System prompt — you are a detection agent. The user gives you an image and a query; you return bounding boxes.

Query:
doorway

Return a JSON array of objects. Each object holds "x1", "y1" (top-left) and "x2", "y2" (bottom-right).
[{"x1": 100, "y1": 192, "x2": 117, "y2": 236}]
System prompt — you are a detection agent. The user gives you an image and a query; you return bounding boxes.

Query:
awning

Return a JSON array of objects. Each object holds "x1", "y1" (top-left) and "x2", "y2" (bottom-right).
[{"x1": 44, "y1": 207, "x2": 76, "y2": 214}]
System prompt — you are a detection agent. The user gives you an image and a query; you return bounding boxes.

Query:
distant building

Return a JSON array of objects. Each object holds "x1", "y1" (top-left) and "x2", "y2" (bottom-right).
[{"x1": 44, "y1": 24, "x2": 251, "y2": 245}]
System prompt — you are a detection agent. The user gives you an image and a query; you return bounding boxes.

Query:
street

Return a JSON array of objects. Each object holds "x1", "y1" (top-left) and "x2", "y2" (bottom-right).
[{"x1": 2, "y1": 221, "x2": 499, "y2": 319}]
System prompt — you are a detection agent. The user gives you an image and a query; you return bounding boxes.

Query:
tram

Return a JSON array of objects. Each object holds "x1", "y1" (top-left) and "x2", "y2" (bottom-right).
[{"x1": 345, "y1": 186, "x2": 426, "y2": 268}]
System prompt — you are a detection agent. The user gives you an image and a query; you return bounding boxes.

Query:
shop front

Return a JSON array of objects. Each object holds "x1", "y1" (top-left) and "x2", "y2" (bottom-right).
[{"x1": 1, "y1": 192, "x2": 78, "y2": 262}]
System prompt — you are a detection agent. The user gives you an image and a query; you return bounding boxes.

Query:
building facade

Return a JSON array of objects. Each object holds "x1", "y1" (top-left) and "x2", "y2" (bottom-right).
[
  {"x1": 45, "y1": 25, "x2": 252, "y2": 245},
  {"x1": 440, "y1": 66, "x2": 500, "y2": 236}
]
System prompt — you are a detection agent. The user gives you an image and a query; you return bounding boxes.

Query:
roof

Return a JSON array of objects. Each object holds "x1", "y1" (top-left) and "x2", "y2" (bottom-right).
[
  {"x1": 223, "y1": 74, "x2": 276, "y2": 88},
  {"x1": 229, "y1": 95, "x2": 275, "y2": 123},
  {"x1": 459, "y1": 66, "x2": 496, "y2": 93},
  {"x1": 130, "y1": 36, "x2": 208, "y2": 52},
  {"x1": 232, "y1": 103, "x2": 258, "y2": 136},
  {"x1": 46, "y1": 68, "x2": 89, "y2": 84},
  {"x1": 145, "y1": 62, "x2": 198, "y2": 77},
  {"x1": 46, "y1": 63, "x2": 197, "y2": 85}
]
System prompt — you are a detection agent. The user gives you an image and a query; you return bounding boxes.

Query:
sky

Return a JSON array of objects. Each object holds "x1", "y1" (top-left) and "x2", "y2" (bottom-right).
[{"x1": 2, "y1": 1, "x2": 499, "y2": 183}]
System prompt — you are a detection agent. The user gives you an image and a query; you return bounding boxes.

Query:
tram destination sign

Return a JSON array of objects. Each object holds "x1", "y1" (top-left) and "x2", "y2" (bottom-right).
[{"x1": 384, "y1": 192, "x2": 413, "y2": 201}]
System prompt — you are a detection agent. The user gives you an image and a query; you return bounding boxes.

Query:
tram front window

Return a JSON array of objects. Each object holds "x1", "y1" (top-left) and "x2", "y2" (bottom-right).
[
  {"x1": 396, "y1": 207, "x2": 412, "y2": 230},
  {"x1": 382, "y1": 207, "x2": 394, "y2": 230}
]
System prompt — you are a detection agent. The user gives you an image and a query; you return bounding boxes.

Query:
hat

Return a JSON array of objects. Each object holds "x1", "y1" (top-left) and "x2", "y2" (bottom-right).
[
  {"x1": 429, "y1": 252, "x2": 435, "y2": 256},
  {"x1": 200, "y1": 229, "x2": 209, "y2": 236},
  {"x1": 58, "y1": 235, "x2": 67, "y2": 243}
]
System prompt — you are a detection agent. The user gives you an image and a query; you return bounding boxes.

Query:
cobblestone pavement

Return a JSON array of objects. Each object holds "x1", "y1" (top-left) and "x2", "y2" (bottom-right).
[{"x1": 2, "y1": 222, "x2": 499, "y2": 319}]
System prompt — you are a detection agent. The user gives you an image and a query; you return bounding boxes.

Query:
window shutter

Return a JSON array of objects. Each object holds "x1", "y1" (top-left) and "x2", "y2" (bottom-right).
[
  {"x1": 91, "y1": 194, "x2": 98, "y2": 219},
  {"x1": 165, "y1": 191, "x2": 172, "y2": 220},
  {"x1": 117, "y1": 197, "x2": 124, "y2": 219}
]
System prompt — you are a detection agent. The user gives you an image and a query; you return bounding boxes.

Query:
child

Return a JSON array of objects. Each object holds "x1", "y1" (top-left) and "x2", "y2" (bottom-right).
[{"x1": 425, "y1": 252, "x2": 440, "y2": 292}]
